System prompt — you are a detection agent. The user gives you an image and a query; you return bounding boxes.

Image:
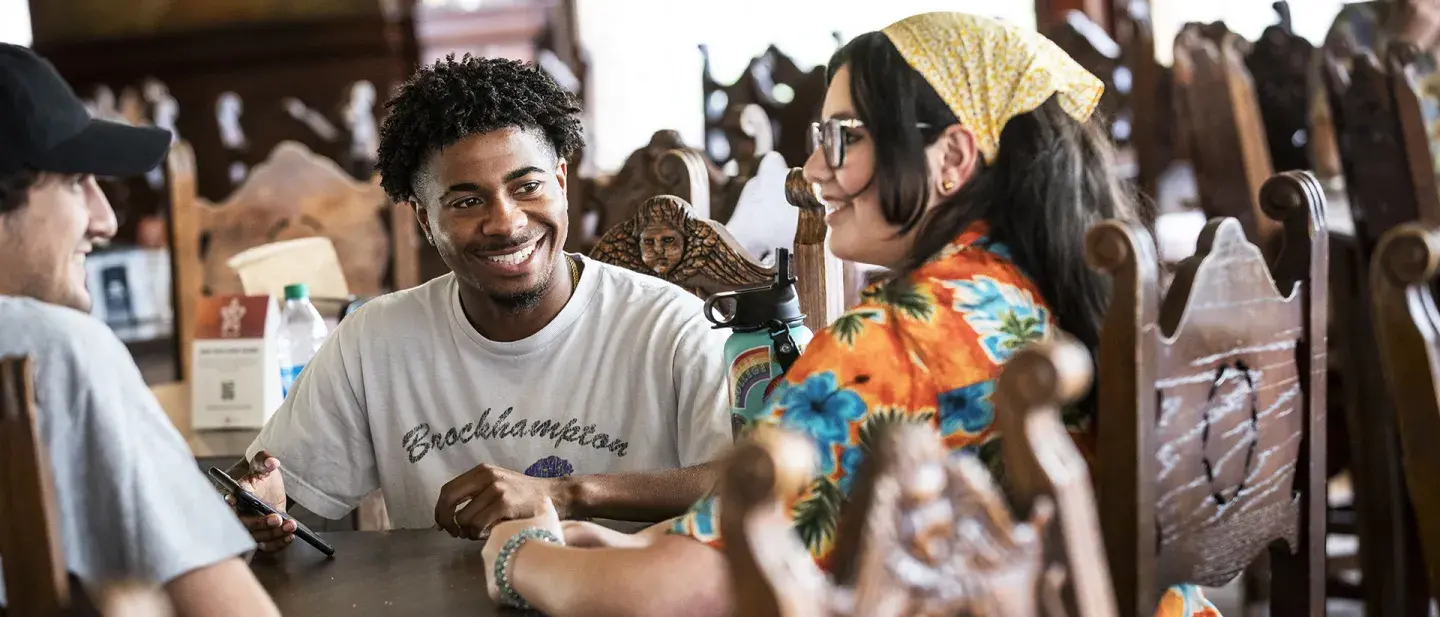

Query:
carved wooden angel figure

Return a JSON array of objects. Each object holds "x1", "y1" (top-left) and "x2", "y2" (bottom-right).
[{"x1": 589, "y1": 195, "x2": 771, "y2": 297}]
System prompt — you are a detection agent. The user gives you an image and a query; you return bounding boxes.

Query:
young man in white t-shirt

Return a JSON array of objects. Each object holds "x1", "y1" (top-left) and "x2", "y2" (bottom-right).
[{"x1": 235, "y1": 55, "x2": 733, "y2": 549}]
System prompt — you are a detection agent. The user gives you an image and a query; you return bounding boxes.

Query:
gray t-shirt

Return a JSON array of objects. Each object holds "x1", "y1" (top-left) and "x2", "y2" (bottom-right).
[{"x1": 0, "y1": 296, "x2": 256, "y2": 603}]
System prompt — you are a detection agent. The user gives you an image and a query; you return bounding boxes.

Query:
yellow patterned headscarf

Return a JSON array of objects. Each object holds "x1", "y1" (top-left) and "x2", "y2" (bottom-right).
[{"x1": 881, "y1": 12, "x2": 1104, "y2": 163}]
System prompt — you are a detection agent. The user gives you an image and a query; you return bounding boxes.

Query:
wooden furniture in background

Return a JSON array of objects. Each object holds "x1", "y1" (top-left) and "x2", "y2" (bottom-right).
[
  {"x1": 995, "y1": 334, "x2": 1119, "y2": 617},
  {"x1": 0, "y1": 356, "x2": 68, "y2": 616},
  {"x1": 35, "y1": 10, "x2": 416, "y2": 225},
  {"x1": 1113, "y1": 0, "x2": 1172, "y2": 199},
  {"x1": 1086, "y1": 171, "x2": 1328, "y2": 617},
  {"x1": 1247, "y1": 4, "x2": 1317, "y2": 175},
  {"x1": 589, "y1": 166, "x2": 844, "y2": 333},
  {"x1": 590, "y1": 194, "x2": 772, "y2": 298},
  {"x1": 712, "y1": 104, "x2": 778, "y2": 224},
  {"x1": 1048, "y1": 12, "x2": 1129, "y2": 150},
  {"x1": 0, "y1": 357, "x2": 177, "y2": 617},
  {"x1": 1371, "y1": 222, "x2": 1440, "y2": 601},
  {"x1": 701, "y1": 45, "x2": 827, "y2": 170},
  {"x1": 1323, "y1": 40, "x2": 1439, "y2": 615},
  {"x1": 580, "y1": 130, "x2": 723, "y2": 251},
  {"x1": 1172, "y1": 23, "x2": 1281, "y2": 256},
  {"x1": 166, "y1": 139, "x2": 419, "y2": 382},
  {"x1": 781, "y1": 168, "x2": 847, "y2": 330}
]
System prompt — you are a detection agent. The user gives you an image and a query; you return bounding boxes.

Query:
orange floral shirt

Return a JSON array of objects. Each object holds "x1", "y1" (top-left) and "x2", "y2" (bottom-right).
[{"x1": 670, "y1": 222, "x2": 1219, "y2": 617}]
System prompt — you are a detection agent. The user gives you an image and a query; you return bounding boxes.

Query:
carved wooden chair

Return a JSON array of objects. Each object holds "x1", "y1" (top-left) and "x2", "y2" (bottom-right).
[
  {"x1": 711, "y1": 103, "x2": 777, "y2": 225},
  {"x1": 1370, "y1": 222, "x2": 1440, "y2": 603},
  {"x1": 0, "y1": 356, "x2": 173, "y2": 617},
  {"x1": 1112, "y1": 2, "x2": 1172, "y2": 200},
  {"x1": 701, "y1": 44, "x2": 827, "y2": 170},
  {"x1": 165, "y1": 139, "x2": 420, "y2": 382},
  {"x1": 1047, "y1": 12, "x2": 1126, "y2": 148},
  {"x1": 590, "y1": 168, "x2": 845, "y2": 334},
  {"x1": 1085, "y1": 170, "x2": 1328, "y2": 617},
  {"x1": 582, "y1": 130, "x2": 724, "y2": 251},
  {"x1": 1322, "y1": 40, "x2": 1440, "y2": 614},
  {"x1": 1247, "y1": 4, "x2": 1317, "y2": 175},
  {"x1": 721, "y1": 334, "x2": 1115, "y2": 617},
  {"x1": 1172, "y1": 23, "x2": 1282, "y2": 257},
  {"x1": 0, "y1": 356, "x2": 69, "y2": 616}
]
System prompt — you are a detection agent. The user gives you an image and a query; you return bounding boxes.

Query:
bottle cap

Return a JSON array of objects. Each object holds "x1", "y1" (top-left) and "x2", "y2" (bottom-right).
[
  {"x1": 283, "y1": 283, "x2": 309, "y2": 300},
  {"x1": 702, "y1": 248, "x2": 806, "y2": 332}
]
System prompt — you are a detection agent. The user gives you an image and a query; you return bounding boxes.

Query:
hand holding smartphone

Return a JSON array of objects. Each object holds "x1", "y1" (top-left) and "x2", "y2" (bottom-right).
[{"x1": 208, "y1": 466, "x2": 335, "y2": 556}]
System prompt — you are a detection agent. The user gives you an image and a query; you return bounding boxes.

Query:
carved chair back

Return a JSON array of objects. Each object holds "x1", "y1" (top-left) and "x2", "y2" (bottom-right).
[
  {"x1": 1246, "y1": 7, "x2": 1318, "y2": 175},
  {"x1": 583, "y1": 131, "x2": 723, "y2": 250},
  {"x1": 166, "y1": 139, "x2": 420, "y2": 381},
  {"x1": 701, "y1": 45, "x2": 826, "y2": 170},
  {"x1": 722, "y1": 335, "x2": 1115, "y2": 617},
  {"x1": 590, "y1": 168, "x2": 845, "y2": 334},
  {"x1": 1172, "y1": 23, "x2": 1282, "y2": 256},
  {"x1": 1323, "y1": 42, "x2": 1440, "y2": 613},
  {"x1": 1086, "y1": 171, "x2": 1328, "y2": 617},
  {"x1": 1370, "y1": 223, "x2": 1440, "y2": 602}
]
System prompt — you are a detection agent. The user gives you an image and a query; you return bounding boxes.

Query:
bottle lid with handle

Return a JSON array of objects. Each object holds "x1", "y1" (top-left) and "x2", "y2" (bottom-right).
[{"x1": 703, "y1": 248, "x2": 806, "y2": 332}]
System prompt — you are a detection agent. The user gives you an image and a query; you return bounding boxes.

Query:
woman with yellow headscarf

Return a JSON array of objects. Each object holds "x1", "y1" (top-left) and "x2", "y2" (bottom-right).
[{"x1": 478, "y1": 12, "x2": 1217, "y2": 616}]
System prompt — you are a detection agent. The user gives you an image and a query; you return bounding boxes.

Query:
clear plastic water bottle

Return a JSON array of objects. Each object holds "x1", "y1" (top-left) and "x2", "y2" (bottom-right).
[{"x1": 277, "y1": 283, "x2": 327, "y2": 399}]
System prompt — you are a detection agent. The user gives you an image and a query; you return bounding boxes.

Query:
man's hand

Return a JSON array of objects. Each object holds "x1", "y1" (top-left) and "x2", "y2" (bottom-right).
[
  {"x1": 233, "y1": 451, "x2": 296, "y2": 552},
  {"x1": 434, "y1": 464, "x2": 571, "y2": 540}
]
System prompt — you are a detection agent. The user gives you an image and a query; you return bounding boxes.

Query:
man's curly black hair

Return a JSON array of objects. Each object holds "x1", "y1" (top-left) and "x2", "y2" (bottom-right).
[{"x1": 376, "y1": 54, "x2": 585, "y2": 204}]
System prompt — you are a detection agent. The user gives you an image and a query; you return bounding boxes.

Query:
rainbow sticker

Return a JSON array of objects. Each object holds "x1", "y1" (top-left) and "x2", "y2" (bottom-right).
[{"x1": 729, "y1": 346, "x2": 774, "y2": 409}]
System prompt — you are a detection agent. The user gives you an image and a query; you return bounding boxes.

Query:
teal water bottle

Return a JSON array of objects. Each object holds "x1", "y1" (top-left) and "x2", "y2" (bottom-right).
[{"x1": 704, "y1": 249, "x2": 814, "y2": 432}]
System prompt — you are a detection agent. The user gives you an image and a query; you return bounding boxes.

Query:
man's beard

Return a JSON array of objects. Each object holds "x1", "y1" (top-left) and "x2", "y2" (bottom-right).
[{"x1": 488, "y1": 261, "x2": 558, "y2": 313}]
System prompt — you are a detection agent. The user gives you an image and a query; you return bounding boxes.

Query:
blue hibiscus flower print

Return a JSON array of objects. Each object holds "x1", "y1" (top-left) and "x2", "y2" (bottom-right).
[
  {"x1": 524, "y1": 455, "x2": 575, "y2": 478},
  {"x1": 938, "y1": 381, "x2": 996, "y2": 436},
  {"x1": 941, "y1": 275, "x2": 1049, "y2": 364},
  {"x1": 778, "y1": 371, "x2": 868, "y2": 472},
  {"x1": 837, "y1": 446, "x2": 866, "y2": 493}
]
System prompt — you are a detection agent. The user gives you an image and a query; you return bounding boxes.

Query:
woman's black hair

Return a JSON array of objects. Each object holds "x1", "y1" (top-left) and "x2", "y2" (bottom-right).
[{"x1": 830, "y1": 32, "x2": 1152, "y2": 418}]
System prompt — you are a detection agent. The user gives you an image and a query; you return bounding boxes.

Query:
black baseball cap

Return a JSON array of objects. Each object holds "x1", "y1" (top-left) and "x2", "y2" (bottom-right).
[{"x1": 0, "y1": 43, "x2": 171, "y2": 177}]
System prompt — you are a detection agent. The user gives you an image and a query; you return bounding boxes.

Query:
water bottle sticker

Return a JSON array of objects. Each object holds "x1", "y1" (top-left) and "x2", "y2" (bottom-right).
[
  {"x1": 728, "y1": 346, "x2": 773, "y2": 409},
  {"x1": 280, "y1": 364, "x2": 304, "y2": 399}
]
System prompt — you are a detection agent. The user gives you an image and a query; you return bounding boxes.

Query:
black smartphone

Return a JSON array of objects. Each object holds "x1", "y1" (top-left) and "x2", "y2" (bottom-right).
[{"x1": 207, "y1": 467, "x2": 335, "y2": 556}]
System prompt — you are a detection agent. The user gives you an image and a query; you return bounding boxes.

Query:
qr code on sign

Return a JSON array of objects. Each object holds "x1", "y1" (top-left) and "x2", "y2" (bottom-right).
[{"x1": 220, "y1": 380, "x2": 235, "y2": 401}]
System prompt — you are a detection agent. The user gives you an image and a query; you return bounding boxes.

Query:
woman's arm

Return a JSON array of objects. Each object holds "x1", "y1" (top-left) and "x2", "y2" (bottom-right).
[{"x1": 509, "y1": 535, "x2": 733, "y2": 617}]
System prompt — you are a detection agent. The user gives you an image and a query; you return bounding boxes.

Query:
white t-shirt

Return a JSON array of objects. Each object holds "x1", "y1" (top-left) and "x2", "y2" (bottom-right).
[{"x1": 247, "y1": 256, "x2": 732, "y2": 529}]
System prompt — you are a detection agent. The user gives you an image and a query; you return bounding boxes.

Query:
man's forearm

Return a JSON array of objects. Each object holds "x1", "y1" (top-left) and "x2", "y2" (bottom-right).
[{"x1": 559, "y1": 460, "x2": 722, "y2": 521}]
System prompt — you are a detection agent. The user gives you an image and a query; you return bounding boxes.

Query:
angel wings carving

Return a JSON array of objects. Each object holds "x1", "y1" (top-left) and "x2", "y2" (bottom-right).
[{"x1": 590, "y1": 195, "x2": 773, "y2": 297}]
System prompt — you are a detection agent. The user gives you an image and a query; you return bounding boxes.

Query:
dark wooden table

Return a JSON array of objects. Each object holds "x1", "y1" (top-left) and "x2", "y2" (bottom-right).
[{"x1": 249, "y1": 530, "x2": 522, "y2": 616}]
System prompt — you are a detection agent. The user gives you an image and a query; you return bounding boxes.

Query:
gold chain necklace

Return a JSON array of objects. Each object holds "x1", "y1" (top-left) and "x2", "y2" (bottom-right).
[{"x1": 566, "y1": 253, "x2": 580, "y2": 289}]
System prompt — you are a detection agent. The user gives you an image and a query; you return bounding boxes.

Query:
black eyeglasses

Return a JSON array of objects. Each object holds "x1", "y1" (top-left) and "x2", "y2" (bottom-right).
[{"x1": 808, "y1": 118, "x2": 933, "y2": 169}]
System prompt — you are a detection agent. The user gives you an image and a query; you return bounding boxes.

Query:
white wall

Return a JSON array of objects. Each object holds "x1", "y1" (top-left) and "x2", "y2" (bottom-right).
[
  {"x1": 0, "y1": 0, "x2": 32, "y2": 46},
  {"x1": 575, "y1": 0, "x2": 1036, "y2": 173}
]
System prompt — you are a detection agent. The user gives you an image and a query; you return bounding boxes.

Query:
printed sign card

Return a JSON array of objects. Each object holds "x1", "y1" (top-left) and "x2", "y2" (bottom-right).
[{"x1": 191, "y1": 294, "x2": 282, "y2": 430}]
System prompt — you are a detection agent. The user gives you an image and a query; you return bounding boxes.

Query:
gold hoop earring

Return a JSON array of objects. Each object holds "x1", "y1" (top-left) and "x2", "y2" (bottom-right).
[{"x1": 942, "y1": 180, "x2": 956, "y2": 191}]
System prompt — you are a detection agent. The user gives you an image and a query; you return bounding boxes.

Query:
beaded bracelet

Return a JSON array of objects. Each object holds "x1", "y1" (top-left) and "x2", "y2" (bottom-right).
[{"x1": 494, "y1": 527, "x2": 562, "y2": 609}]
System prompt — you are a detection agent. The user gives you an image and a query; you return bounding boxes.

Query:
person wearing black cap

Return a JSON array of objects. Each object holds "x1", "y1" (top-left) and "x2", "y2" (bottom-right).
[{"x1": 0, "y1": 43, "x2": 279, "y2": 616}]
